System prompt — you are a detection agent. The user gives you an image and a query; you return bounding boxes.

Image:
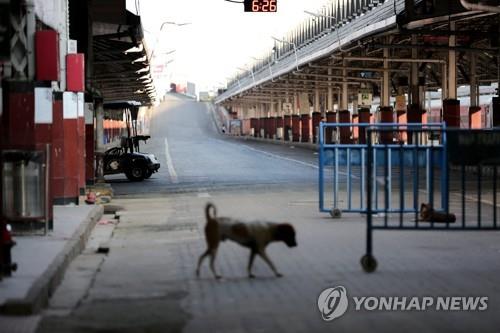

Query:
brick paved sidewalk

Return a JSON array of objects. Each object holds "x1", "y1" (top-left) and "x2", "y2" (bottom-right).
[
  {"x1": 32, "y1": 185, "x2": 500, "y2": 333},
  {"x1": 123, "y1": 188, "x2": 500, "y2": 333}
]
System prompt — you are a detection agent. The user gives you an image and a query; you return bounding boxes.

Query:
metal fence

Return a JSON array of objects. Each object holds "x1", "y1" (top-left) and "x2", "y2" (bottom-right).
[
  {"x1": 318, "y1": 122, "x2": 447, "y2": 217},
  {"x1": 361, "y1": 128, "x2": 500, "y2": 272},
  {"x1": 318, "y1": 123, "x2": 500, "y2": 272}
]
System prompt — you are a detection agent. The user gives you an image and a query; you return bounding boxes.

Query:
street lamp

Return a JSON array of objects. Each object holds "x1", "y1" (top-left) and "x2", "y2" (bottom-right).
[
  {"x1": 304, "y1": 10, "x2": 344, "y2": 52},
  {"x1": 227, "y1": 76, "x2": 241, "y2": 90},
  {"x1": 252, "y1": 56, "x2": 274, "y2": 82},
  {"x1": 271, "y1": 36, "x2": 299, "y2": 72},
  {"x1": 162, "y1": 49, "x2": 176, "y2": 56},
  {"x1": 149, "y1": 21, "x2": 191, "y2": 60},
  {"x1": 159, "y1": 21, "x2": 191, "y2": 30},
  {"x1": 237, "y1": 65, "x2": 255, "y2": 84}
]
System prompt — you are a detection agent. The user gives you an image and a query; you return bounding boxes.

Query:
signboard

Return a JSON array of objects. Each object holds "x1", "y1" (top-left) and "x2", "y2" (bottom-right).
[
  {"x1": 0, "y1": 3, "x2": 10, "y2": 60},
  {"x1": 34, "y1": 88, "x2": 53, "y2": 124},
  {"x1": 357, "y1": 89, "x2": 373, "y2": 107},
  {"x1": 282, "y1": 102, "x2": 292, "y2": 113},
  {"x1": 447, "y1": 130, "x2": 500, "y2": 165},
  {"x1": 395, "y1": 95, "x2": 407, "y2": 112},
  {"x1": 63, "y1": 92, "x2": 78, "y2": 119},
  {"x1": 230, "y1": 120, "x2": 242, "y2": 135}
]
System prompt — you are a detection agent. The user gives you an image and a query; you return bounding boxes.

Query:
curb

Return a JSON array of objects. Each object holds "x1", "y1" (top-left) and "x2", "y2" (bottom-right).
[
  {"x1": 227, "y1": 134, "x2": 318, "y2": 151},
  {"x1": 0, "y1": 206, "x2": 104, "y2": 315}
]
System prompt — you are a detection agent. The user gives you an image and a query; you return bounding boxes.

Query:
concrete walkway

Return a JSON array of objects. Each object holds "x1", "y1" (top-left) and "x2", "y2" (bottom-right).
[
  {"x1": 0, "y1": 205, "x2": 103, "y2": 329},
  {"x1": 32, "y1": 186, "x2": 500, "y2": 333}
]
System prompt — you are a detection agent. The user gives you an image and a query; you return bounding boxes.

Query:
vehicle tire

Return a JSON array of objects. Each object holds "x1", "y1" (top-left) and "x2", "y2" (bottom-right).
[
  {"x1": 144, "y1": 170, "x2": 153, "y2": 179},
  {"x1": 105, "y1": 158, "x2": 121, "y2": 174},
  {"x1": 125, "y1": 165, "x2": 146, "y2": 181}
]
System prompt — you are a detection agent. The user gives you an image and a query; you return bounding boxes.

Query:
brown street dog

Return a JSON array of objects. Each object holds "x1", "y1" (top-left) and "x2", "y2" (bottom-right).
[
  {"x1": 196, "y1": 203, "x2": 297, "y2": 279},
  {"x1": 420, "y1": 203, "x2": 456, "y2": 223}
]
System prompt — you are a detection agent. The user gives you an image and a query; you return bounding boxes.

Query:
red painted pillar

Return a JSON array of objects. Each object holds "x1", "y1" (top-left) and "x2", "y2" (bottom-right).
[
  {"x1": 379, "y1": 106, "x2": 394, "y2": 144},
  {"x1": 62, "y1": 92, "x2": 79, "y2": 204},
  {"x1": 77, "y1": 93, "x2": 86, "y2": 197},
  {"x1": 276, "y1": 116, "x2": 284, "y2": 140},
  {"x1": 493, "y1": 97, "x2": 500, "y2": 127},
  {"x1": 2, "y1": 82, "x2": 35, "y2": 146},
  {"x1": 250, "y1": 118, "x2": 256, "y2": 137},
  {"x1": 52, "y1": 93, "x2": 65, "y2": 204},
  {"x1": 442, "y1": 99, "x2": 460, "y2": 128},
  {"x1": 269, "y1": 117, "x2": 277, "y2": 139},
  {"x1": 85, "y1": 101, "x2": 95, "y2": 185},
  {"x1": 396, "y1": 110, "x2": 407, "y2": 143},
  {"x1": 291, "y1": 115, "x2": 301, "y2": 142},
  {"x1": 300, "y1": 114, "x2": 310, "y2": 143},
  {"x1": 358, "y1": 108, "x2": 370, "y2": 144},
  {"x1": 338, "y1": 110, "x2": 351, "y2": 144},
  {"x1": 34, "y1": 87, "x2": 54, "y2": 227},
  {"x1": 352, "y1": 114, "x2": 359, "y2": 141},
  {"x1": 312, "y1": 112, "x2": 321, "y2": 143},
  {"x1": 325, "y1": 112, "x2": 337, "y2": 144},
  {"x1": 407, "y1": 104, "x2": 423, "y2": 123},
  {"x1": 283, "y1": 115, "x2": 292, "y2": 141},
  {"x1": 469, "y1": 106, "x2": 481, "y2": 129}
]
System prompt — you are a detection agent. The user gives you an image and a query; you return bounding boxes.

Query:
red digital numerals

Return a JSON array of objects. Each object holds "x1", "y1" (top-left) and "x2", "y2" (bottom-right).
[{"x1": 252, "y1": 0, "x2": 277, "y2": 12}]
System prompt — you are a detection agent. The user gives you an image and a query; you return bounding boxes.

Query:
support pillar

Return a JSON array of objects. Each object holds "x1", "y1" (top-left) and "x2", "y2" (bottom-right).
[
  {"x1": 85, "y1": 98, "x2": 95, "y2": 185},
  {"x1": 327, "y1": 68, "x2": 333, "y2": 117},
  {"x1": 443, "y1": 21, "x2": 460, "y2": 128},
  {"x1": 408, "y1": 35, "x2": 423, "y2": 124},
  {"x1": 95, "y1": 98, "x2": 105, "y2": 183},
  {"x1": 77, "y1": 93, "x2": 85, "y2": 199},
  {"x1": 469, "y1": 53, "x2": 481, "y2": 128},
  {"x1": 339, "y1": 60, "x2": 350, "y2": 143},
  {"x1": 358, "y1": 108, "x2": 370, "y2": 144},
  {"x1": 379, "y1": 45, "x2": 394, "y2": 143}
]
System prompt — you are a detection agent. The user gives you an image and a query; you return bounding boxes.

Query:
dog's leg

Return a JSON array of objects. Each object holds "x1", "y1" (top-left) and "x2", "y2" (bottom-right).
[
  {"x1": 258, "y1": 249, "x2": 282, "y2": 277},
  {"x1": 209, "y1": 249, "x2": 221, "y2": 279},
  {"x1": 247, "y1": 249, "x2": 257, "y2": 278},
  {"x1": 196, "y1": 249, "x2": 210, "y2": 277}
]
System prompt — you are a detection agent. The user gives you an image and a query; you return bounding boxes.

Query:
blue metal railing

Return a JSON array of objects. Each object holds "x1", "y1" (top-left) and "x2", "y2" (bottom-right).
[{"x1": 318, "y1": 122, "x2": 448, "y2": 216}]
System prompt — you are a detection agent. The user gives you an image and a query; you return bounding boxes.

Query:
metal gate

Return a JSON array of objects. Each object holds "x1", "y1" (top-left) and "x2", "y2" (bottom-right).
[
  {"x1": 361, "y1": 127, "x2": 500, "y2": 272},
  {"x1": 318, "y1": 122, "x2": 447, "y2": 217}
]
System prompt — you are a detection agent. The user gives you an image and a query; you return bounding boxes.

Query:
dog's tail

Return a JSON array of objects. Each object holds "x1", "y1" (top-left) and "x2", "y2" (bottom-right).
[{"x1": 205, "y1": 202, "x2": 217, "y2": 223}]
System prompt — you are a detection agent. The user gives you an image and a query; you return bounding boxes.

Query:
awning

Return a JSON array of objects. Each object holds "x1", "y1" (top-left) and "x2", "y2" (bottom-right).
[{"x1": 92, "y1": 11, "x2": 156, "y2": 106}]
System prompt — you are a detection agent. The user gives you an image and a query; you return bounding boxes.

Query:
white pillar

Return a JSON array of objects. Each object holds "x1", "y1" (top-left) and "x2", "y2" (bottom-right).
[
  {"x1": 448, "y1": 21, "x2": 457, "y2": 100},
  {"x1": 328, "y1": 68, "x2": 333, "y2": 115},
  {"x1": 382, "y1": 47, "x2": 390, "y2": 107},
  {"x1": 341, "y1": 60, "x2": 348, "y2": 110}
]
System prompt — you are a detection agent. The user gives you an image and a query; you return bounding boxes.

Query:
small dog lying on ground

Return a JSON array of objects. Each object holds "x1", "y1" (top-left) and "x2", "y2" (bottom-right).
[
  {"x1": 420, "y1": 203, "x2": 456, "y2": 223},
  {"x1": 196, "y1": 203, "x2": 297, "y2": 279}
]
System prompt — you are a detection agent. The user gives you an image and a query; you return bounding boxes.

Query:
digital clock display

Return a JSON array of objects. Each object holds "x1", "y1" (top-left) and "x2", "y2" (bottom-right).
[{"x1": 244, "y1": 0, "x2": 277, "y2": 12}]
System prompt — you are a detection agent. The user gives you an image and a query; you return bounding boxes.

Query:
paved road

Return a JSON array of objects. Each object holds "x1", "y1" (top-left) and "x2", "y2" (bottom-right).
[
  {"x1": 105, "y1": 94, "x2": 319, "y2": 196},
  {"x1": 34, "y1": 94, "x2": 500, "y2": 333}
]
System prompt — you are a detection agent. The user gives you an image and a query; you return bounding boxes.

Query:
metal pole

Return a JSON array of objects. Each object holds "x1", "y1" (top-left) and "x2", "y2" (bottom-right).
[
  {"x1": 95, "y1": 99, "x2": 105, "y2": 183},
  {"x1": 328, "y1": 67, "x2": 333, "y2": 115}
]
